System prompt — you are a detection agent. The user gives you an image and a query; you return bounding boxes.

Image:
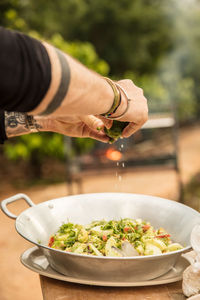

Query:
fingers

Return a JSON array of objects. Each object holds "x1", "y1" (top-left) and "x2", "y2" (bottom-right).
[
  {"x1": 80, "y1": 115, "x2": 105, "y2": 131},
  {"x1": 81, "y1": 115, "x2": 113, "y2": 131},
  {"x1": 115, "y1": 79, "x2": 148, "y2": 126},
  {"x1": 88, "y1": 130, "x2": 110, "y2": 143},
  {"x1": 97, "y1": 116, "x2": 113, "y2": 129},
  {"x1": 82, "y1": 125, "x2": 110, "y2": 143},
  {"x1": 80, "y1": 115, "x2": 110, "y2": 142},
  {"x1": 122, "y1": 122, "x2": 141, "y2": 138}
]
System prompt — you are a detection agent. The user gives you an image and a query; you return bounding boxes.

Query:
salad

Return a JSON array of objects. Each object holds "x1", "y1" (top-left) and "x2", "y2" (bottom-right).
[{"x1": 48, "y1": 218, "x2": 183, "y2": 257}]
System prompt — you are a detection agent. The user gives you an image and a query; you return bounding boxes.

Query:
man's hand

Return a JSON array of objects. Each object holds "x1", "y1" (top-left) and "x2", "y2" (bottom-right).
[
  {"x1": 108, "y1": 79, "x2": 148, "y2": 138},
  {"x1": 5, "y1": 112, "x2": 111, "y2": 143},
  {"x1": 45, "y1": 79, "x2": 148, "y2": 142},
  {"x1": 39, "y1": 115, "x2": 111, "y2": 143}
]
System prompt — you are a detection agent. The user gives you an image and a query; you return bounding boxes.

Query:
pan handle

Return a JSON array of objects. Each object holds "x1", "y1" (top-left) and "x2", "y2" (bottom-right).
[{"x1": 1, "y1": 193, "x2": 35, "y2": 219}]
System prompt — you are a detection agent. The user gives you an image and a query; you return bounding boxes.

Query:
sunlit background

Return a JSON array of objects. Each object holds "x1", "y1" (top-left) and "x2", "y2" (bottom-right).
[{"x1": 0, "y1": 1, "x2": 200, "y2": 299}]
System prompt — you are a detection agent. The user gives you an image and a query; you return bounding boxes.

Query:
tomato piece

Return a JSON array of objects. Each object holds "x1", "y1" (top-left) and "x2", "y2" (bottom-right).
[
  {"x1": 124, "y1": 227, "x2": 132, "y2": 233},
  {"x1": 48, "y1": 236, "x2": 55, "y2": 247},
  {"x1": 102, "y1": 235, "x2": 107, "y2": 242},
  {"x1": 142, "y1": 225, "x2": 150, "y2": 232},
  {"x1": 156, "y1": 234, "x2": 171, "y2": 238}
]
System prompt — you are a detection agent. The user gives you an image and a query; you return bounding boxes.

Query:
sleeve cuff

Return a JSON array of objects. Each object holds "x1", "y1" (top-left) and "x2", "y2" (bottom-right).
[{"x1": 0, "y1": 111, "x2": 7, "y2": 144}]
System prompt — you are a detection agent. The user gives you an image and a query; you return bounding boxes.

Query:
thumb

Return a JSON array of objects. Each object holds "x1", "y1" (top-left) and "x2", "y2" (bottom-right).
[
  {"x1": 97, "y1": 116, "x2": 113, "y2": 129},
  {"x1": 80, "y1": 115, "x2": 105, "y2": 131}
]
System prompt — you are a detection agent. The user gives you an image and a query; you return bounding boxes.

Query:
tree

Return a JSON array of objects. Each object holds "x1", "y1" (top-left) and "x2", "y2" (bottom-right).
[{"x1": 20, "y1": 0, "x2": 173, "y2": 76}]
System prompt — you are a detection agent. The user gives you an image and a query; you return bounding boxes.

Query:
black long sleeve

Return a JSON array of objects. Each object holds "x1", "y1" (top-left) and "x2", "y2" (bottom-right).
[
  {"x1": 0, "y1": 27, "x2": 51, "y2": 112},
  {"x1": 0, "y1": 111, "x2": 7, "y2": 144},
  {"x1": 0, "y1": 27, "x2": 52, "y2": 143}
]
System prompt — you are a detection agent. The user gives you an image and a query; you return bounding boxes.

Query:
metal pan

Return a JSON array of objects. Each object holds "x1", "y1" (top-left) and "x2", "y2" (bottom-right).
[{"x1": 1, "y1": 192, "x2": 200, "y2": 282}]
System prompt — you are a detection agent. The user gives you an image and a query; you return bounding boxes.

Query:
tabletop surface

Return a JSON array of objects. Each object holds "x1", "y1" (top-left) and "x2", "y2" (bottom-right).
[{"x1": 40, "y1": 275, "x2": 186, "y2": 300}]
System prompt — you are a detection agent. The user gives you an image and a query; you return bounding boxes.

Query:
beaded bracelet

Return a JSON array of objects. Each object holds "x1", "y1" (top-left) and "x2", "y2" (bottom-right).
[{"x1": 101, "y1": 77, "x2": 121, "y2": 118}]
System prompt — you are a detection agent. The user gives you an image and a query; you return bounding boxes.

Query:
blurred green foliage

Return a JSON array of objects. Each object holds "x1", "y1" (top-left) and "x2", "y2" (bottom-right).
[
  {"x1": 1, "y1": 0, "x2": 200, "y2": 170},
  {"x1": 5, "y1": 133, "x2": 64, "y2": 161},
  {"x1": 20, "y1": 0, "x2": 173, "y2": 76}
]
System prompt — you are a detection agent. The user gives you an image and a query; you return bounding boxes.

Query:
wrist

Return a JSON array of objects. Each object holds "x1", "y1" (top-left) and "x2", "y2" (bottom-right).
[
  {"x1": 97, "y1": 77, "x2": 117, "y2": 115},
  {"x1": 34, "y1": 116, "x2": 51, "y2": 132},
  {"x1": 100, "y1": 77, "x2": 121, "y2": 118},
  {"x1": 66, "y1": 57, "x2": 116, "y2": 116},
  {"x1": 51, "y1": 61, "x2": 115, "y2": 116},
  {"x1": 5, "y1": 112, "x2": 45, "y2": 139},
  {"x1": 66, "y1": 73, "x2": 115, "y2": 116},
  {"x1": 107, "y1": 87, "x2": 127, "y2": 118},
  {"x1": 5, "y1": 112, "x2": 30, "y2": 138},
  {"x1": 100, "y1": 81, "x2": 130, "y2": 120}
]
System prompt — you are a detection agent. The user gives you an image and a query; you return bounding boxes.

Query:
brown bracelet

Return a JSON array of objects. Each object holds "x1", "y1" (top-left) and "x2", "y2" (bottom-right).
[
  {"x1": 101, "y1": 77, "x2": 121, "y2": 118},
  {"x1": 104, "y1": 83, "x2": 132, "y2": 120}
]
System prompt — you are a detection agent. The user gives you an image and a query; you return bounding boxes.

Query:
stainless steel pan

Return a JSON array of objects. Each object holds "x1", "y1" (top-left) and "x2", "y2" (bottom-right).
[{"x1": 1, "y1": 192, "x2": 200, "y2": 282}]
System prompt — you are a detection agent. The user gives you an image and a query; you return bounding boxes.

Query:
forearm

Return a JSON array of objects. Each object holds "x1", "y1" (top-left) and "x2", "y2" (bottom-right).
[
  {"x1": 4, "y1": 112, "x2": 46, "y2": 138},
  {"x1": 0, "y1": 28, "x2": 114, "y2": 117},
  {"x1": 0, "y1": 28, "x2": 148, "y2": 140},
  {"x1": 30, "y1": 42, "x2": 114, "y2": 116},
  {"x1": 3, "y1": 112, "x2": 111, "y2": 144}
]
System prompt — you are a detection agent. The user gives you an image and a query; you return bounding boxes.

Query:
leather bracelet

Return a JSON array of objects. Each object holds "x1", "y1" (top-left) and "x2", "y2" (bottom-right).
[
  {"x1": 104, "y1": 83, "x2": 132, "y2": 120},
  {"x1": 101, "y1": 77, "x2": 121, "y2": 118}
]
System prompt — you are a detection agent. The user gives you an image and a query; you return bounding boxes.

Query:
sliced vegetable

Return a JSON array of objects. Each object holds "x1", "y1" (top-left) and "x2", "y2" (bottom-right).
[
  {"x1": 48, "y1": 218, "x2": 183, "y2": 257},
  {"x1": 167, "y1": 243, "x2": 183, "y2": 252},
  {"x1": 105, "y1": 237, "x2": 120, "y2": 257},
  {"x1": 78, "y1": 229, "x2": 88, "y2": 243},
  {"x1": 144, "y1": 243, "x2": 162, "y2": 255},
  {"x1": 146, "y1": 239, "x2": 167, "y2": 251},
  {"x1": 88, "y1": 243, "x2": 103, "y2": 256}
]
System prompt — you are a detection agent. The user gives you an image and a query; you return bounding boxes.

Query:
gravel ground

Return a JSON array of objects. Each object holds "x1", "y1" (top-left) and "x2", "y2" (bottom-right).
[{"x1": 0, "y1": 124, "x2": 200, "y2": 300}]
